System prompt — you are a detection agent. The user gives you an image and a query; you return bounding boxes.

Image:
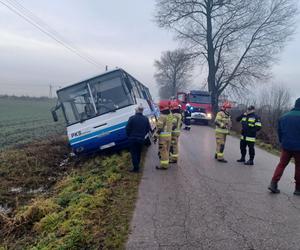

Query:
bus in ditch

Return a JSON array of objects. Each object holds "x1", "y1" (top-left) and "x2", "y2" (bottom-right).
[{"x1": 51, "y1": 69, "x2": 158, "y2": 154}]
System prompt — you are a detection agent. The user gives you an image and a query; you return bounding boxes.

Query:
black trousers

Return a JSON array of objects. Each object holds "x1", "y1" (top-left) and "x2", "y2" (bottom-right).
[
  {"x1": 240, "y1": 140, "x2": 255, "y2": 160},
  {"x1": 184, "y1": 118, "x2": 191, "y2": 126},
  {"x1": 129, "y1": 140, "x2": 144, "y2": 170}
]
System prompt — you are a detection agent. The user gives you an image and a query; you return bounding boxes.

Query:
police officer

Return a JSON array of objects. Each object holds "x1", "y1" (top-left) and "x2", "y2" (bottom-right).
[
  {"x1": 155, "y1": 101, "x2": 173, "y2": 170},
  {"x1": 170, "y1": 101, "x2": 182, "y2": 163},
  {"x1": 236, "y1": 105, "x2": 262, "y2": 165},
  {"x1": 126, "y1": 104, "x2": 151, "y2": 172},
  {"x1": 184, "y1": 104, "x2": 192, "y2": 130},
  {"x1": 215, "y1": 102, "x2": 232, "y2": 163}
]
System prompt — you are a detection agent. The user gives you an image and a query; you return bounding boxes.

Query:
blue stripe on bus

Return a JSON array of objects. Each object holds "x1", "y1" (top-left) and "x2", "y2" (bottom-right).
[
  {"x1": 69, "y1": 121, "x2": 128, "y2": 145},
  {"x1": 72, "y1": 127, "x2": 128, "y2": 153}
]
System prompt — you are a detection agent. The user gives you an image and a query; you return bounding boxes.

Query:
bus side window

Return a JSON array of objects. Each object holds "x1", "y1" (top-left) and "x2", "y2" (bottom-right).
[
  {"x1": 141, "y1": 89, "x2": 147, "y2": 99},
  {"x1": 129, "y1": 76, "x2": 141, "y2": 100},
  {"x1": 121, "y1": 75, "x2": 135, "y2": 105},
  {"x1": 145, "y1": 88, "x2": 152, "y2": 101},
  {"x1": 135, "y1": 80, "x2": 144, "y2": 98}
]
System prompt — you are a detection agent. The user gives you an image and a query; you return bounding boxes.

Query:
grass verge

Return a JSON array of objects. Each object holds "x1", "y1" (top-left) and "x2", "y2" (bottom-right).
[
  {"x1": 0, "y1": 140, "x2": 142, "y2": 249},
  {"x1": 229, "y1": 131, "x2": 281, "y2": 156}
]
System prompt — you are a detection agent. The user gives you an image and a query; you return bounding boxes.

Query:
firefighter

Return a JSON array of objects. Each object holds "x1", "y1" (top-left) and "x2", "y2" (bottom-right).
[
  {"x1": 184, "y1": 104, "x2": 192, "y2": 130},
  {"x1": 155, "y1": 100, "x2": 173, "y2": 170},
  {"x1": 215, "y1": 102, "x2": 232, "y2": 163},
  {"x1": 170, "y1": 101, "x2": 182, "y2": 163},
  {"x1": 236, "y1": 105, "x2": 262, "y2": 165}
]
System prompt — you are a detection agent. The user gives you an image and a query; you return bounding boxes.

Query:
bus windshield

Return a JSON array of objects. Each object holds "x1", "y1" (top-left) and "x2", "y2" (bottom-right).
[
  {"x1": 58, "y1": 71, "x2": 134, "y2": 125},
  {"x1": 90, "y1": 71, "x2": 133, "y2": 115},
  {"x1": 189, "y1": 94, "x2": 211, "y2": 104}
]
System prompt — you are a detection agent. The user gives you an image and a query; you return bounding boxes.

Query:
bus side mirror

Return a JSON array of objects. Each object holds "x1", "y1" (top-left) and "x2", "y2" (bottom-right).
[{"x1": 52, "y1": 110, "x2": 58, "y2": 122}]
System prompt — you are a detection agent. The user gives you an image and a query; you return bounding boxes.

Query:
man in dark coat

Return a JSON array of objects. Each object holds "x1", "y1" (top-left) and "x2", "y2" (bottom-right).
[
  {"x1": 236, "y1": 106, "x2": 262, "y2": 165},
  {"x1": 268, "y1": 98, "x2": 300, "y2": 195},
  {"x1": 126, "y1": 104, "x2": 151, "y2": 172}
]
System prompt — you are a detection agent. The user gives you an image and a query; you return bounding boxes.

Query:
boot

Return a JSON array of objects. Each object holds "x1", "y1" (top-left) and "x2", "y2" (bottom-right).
[
  {"x1": 215, "y1": 153, "x2": 217, "y2": 159},
  {"x1": 294, "y1": 189, "x2": 300, "y2": 196},
  {"x1": 218, "y1": 159, "x2": 228, "y2": 163},
  {"x1": 244, "y1": 160, "x2": 254, "y2": 166},
  {"x1": 156, "y1": 166, "x2": 167, "y2": 170},
  {"x1": 268, "y1": 181, "x2": 280, "y2": 193},
  {"x1": 237, "y1": 158, "x2": 245, "y2": 163}
]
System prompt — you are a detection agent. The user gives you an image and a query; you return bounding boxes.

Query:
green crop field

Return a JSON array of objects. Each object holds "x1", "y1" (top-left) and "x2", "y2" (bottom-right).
[{"x1": 0, "y1": 96, "x2": 65, "y2": 150}]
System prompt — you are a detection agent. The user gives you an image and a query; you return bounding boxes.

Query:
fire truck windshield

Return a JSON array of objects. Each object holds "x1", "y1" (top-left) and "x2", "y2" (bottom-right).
[{"x1": 189, "y1": 94, "x2": 211, "y2": 104}]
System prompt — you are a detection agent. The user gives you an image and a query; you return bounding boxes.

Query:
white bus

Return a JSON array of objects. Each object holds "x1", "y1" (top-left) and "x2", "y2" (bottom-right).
[{"x1": 51, "y1": 69, "x2": 158, "y2": 154}]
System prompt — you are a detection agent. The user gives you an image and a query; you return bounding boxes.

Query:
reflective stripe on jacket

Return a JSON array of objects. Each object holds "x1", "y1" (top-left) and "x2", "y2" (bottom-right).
[
  {"x1": 157, "y1": 113, "x2": 173, "y2": 137},
  {"x1": 236, "y1": 112, "x2": 262, "y2": 140},
  {"x1": 215, "y1": 110, "x2": 231, "y2": 134}
]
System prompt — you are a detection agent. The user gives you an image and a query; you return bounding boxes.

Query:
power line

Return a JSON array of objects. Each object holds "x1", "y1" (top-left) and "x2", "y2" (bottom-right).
[
  {"x1": 6, "y1": 0, "x2": 99, "y2": 66},
  {"x1": 0, "y1": 0, "x2": 106, "y2": 70},
  {"x1": 2, "y1": 0, "x2": 105, "y2": 69},
  {"x1": 7, "y1": 0, "x2": 69, "y2": 43}
]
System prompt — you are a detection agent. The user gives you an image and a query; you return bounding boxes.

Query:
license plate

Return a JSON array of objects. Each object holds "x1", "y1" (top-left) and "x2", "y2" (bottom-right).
[{"x1": 100, "y1": 142, "x2": 115, "y2": 150}]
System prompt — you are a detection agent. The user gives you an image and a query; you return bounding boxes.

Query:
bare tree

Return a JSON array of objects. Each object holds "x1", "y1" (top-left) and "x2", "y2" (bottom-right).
[
  {"x1": 231, "y1": 83, "x2": 291, "y2": 146},
  {"x1": 156, "y1": 0, "x2": 298, "y2": 112},
  {"x1": 154, "y1": 49, "x2": 194, "y2": 99},
  {"x1": 258, "y1": 84, "x2": 291, "y2": 127}
]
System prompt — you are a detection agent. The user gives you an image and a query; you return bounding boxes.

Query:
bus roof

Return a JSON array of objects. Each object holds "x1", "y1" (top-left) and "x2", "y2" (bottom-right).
[
  {"x1": 57, "y1": 68, "x2": 124, "y2": 94},
  {"x1": 56, "y1": 68, "x2": 152, "y2": 101}
]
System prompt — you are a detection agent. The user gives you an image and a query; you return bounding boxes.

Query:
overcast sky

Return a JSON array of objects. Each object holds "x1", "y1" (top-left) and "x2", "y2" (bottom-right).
[{"x1": 0, "y1": 0, "x2": 299, "y2": 100}]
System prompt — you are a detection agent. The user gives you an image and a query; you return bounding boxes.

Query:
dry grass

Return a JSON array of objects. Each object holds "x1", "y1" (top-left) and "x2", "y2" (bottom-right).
[{"x1": 0, "y1": 139, "x2": 142, "y2": 249}]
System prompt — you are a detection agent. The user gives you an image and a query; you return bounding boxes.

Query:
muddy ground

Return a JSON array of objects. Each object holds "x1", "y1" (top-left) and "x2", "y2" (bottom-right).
[{"x1": 0, "y1": 136, "x2": 71, "y2": 214}]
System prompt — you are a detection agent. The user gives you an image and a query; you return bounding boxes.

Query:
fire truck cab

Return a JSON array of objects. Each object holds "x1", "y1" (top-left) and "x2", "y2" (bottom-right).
[{"x1": 177, "y1": 90, "x2": 213, "y2": 124}]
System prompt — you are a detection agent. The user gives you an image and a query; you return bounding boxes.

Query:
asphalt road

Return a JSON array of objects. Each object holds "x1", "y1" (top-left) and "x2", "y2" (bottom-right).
[{"x1": 126, "y1": 125, "x2": 300, "y2": 250}]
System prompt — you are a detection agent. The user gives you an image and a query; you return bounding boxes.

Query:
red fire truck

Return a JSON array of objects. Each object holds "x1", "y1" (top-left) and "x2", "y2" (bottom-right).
[{"x1": 176, "y1": 90, "x2": 213, "y2": 124}]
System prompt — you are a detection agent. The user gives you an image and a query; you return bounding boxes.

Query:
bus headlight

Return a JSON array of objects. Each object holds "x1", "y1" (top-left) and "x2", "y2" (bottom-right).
[{"x1": 207, "y1": 113, "x2": 212, "y2": 119}]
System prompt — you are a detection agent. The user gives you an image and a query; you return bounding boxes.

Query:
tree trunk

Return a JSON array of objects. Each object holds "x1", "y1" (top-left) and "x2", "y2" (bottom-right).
[{"x1": 206, "y1": 1, "x2": 218, "y2": 114}]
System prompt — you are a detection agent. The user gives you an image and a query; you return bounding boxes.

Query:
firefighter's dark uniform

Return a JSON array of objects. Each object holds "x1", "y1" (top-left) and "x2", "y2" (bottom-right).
[
  {"x1": 170, "y1": 111, "x2": 182, "y2": 163},
  {"x1": 215, "y1": 110, "x2": 231, "y2": 161},
  {"x1": 156, "y1": 111, "x2": 173, "y2": 169},
  {"x1": 184, "y1": 108, "x2": 191, "y2": 130},
  {"x1": 236, "y1": 112, "x2": 262, "y2": 164}
]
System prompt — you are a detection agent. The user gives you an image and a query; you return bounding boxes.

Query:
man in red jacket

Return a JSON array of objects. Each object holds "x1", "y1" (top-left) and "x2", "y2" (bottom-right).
[{"x1": 268, "y1": 98, "x2": 300, "y2": 195}]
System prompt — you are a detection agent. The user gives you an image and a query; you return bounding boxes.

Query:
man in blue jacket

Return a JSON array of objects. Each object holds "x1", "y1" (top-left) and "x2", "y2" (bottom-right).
[
  {"x1": 126, "y1": 104, "x2": 151, "y2": 173},
  {"x1": 268, "y1": 98, "x2": 300, "y2": 195}
]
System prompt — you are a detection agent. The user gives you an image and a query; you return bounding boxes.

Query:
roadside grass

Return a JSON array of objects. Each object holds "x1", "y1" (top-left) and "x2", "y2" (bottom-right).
[
  {"x1": 0, "y1": 142, "x2": 141, "y2": 249},
  {"x1": 229, "y1": 131, "x2": 280, "y2": 156},
  {"x1": 255, "y1": 140, "x2": 280, "y2": 156}
]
